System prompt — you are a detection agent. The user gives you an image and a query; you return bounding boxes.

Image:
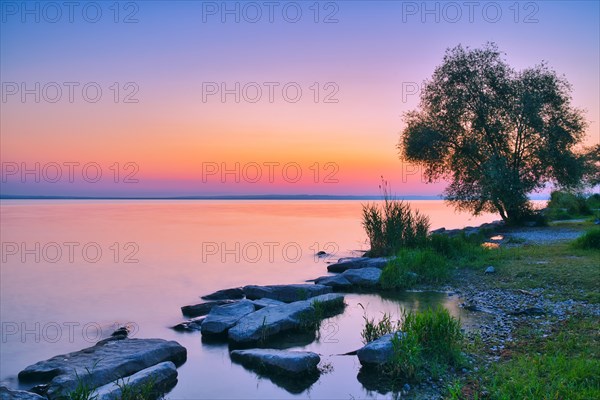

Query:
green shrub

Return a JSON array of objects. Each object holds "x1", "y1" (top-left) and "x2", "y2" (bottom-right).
[
  {"x1": 572, "y1": 228, "x2": 600, "y2": 250},
  {"x1": 586, "y1": 193, "x2": 600, "y2": 210},
  {"x1": 380, "y1": 248, "x2": 449, "y2": 289},
  {"x1": 547, "y1": 190, "x2": 592, "y2": 219},
  {"x1": 362, "y1": 178, "x2": 430, "y2": 257}
]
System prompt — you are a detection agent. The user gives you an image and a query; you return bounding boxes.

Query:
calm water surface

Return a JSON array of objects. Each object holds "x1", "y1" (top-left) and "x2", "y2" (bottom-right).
[{"x1": 0, "y1": 200, "x2": 498, "y2": 398}]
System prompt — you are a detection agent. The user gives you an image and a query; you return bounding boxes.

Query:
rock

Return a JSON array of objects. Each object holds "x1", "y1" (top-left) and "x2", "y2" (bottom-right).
[
  {"x1": 94, "y1": 362, "x2": 177, "y2": 400},
  {"x1": 250, "y1": 298, "x2": 286, "y2": 309},
  {"x1": 201, "y1": 300, "x2": 256, "y2": 335},
  {"x1": 171, "y1": 317, "x2": 204, "y2": 332},
  {"x1": 327, "y1": 257, "x2": 390, "y2": 273},
  {"x1": 465, "y1": 228, "x2": 480, "y2": 237},
  {"x1": 316, "y1": 251, "x2": 327, "y2": 257},
  {"x1": 230, "y1": 349, "x2": 320, "y2": 374},
  {"x1": 431, "y1": 227, "x2": 446, "y2": 234},
  {"x1": 243, "y1": 284, "x2": 332, "y2": 302},
  {"x1": 313, "y1": 274, "x2": 353, "y2": 290},
  {"x1": 461, "y1": 303, "x2": 494, "y2": 314},
  {"x1": 357, "y1": 332, "x2": 404, "y2": 366},
  {"x1": 485, "y1": 266, "x2": 496, "y2": 274},
  {"x1": 18, "y1": 338, "x2": 186, "y2": 399},
  {"x1": 181, "y1": 300, "x2": 238, "y2": 318},
  {"x1": 341, "y1": 267, "x2": 381, "y2": 287},
  {"x1": 445, "y1": 229, "x2": 461, "y2": 236},
  {"x1": 0, "y1": 387, "x2": 45, "y2": 400},
  {"x1": 509, "y1": 307, "x2": 545, "y2": 316},
  {"x1": 201, "y1": 287, "x2": 244, "y2": 300},
  {"x1": 228, "y1": 294, "x2": 344, "y2": 344},
  {"x1": 110, "y1": 326, "x2": 130, "y2": 338}
]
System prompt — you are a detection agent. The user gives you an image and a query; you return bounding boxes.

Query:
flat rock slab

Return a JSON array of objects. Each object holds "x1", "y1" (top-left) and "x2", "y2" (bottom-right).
[
  {"x1": 230, "y1": 349, "x2": 320, "y2": 374},
  {"x1": 327, "y1": 257, "x2": 390, "y2": 273},
  {"x1": 94, "y1": 361, "x2": 177, "y2": 400},
  {"x1": 243, "y1": 284, "x2": 332, "y2": 302},
  {"x1": 250, "y1": 298, "x2": 286, "y2": 309},
  {"x1": 18, "y1": 338, "x2": 187, "y2": 399},
  {"x1": 181, "y1": 300, "x2": 238, "y2": 318},
  {"x1": 228, "y1": 294, "x2": 344, "y2": 344},
  {"x1": 201, "y1": 287, "x2": 244, "y2": 300},
  {"x1": 0, "y1": 387, "x2": 45, "y2": 400},
  {"x1": 201, "y1": 300, "x2": 256, "y2": 335},
  {"x1": 357, "y1": 332, "x2": 404, "y2": 366}
]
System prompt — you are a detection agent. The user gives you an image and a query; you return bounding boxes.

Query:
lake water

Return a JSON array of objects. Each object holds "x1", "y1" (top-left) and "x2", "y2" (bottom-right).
[{"x1": 0, "y1": 200, "x2": 499, "y2": 398}]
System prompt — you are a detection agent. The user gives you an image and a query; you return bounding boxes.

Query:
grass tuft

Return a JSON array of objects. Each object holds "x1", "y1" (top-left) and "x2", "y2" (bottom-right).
[{"x1": 572, "y1": 227, "x2": 600, "y2": 250}]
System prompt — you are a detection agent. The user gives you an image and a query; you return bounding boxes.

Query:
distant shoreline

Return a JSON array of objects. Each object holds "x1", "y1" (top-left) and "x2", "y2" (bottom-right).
[
  {"x1": 0, "y1": 194, "x2": 440, "y2": 201},
  {"x1": 0, "y1": 194, "x2": 550, "y2": 201}
]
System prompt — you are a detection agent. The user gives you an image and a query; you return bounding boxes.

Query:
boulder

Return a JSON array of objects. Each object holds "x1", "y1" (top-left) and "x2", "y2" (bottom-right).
[
  {"x1": 341, "y1": 267, "x2": 381, "y2": 287},
  {"x1": 243, "y1": 284, "x2": 332, "y2": 302},
  {"x1": 18, "y1": 338, "x2": 186, "y2": 399},
  {"x1": 181, "y1": 300, "x2": 238, "y2": 318},
  {"x1": 230, "y1": 349, "x2": 320, "y2": 374},
  {"x1": 0, "y1": 387, "x2": 45, "y2": 400},
  {"x1": 201, "y1": 287, "x2": 244, "y2": 300},
  {"x1": 201, "y1": 300, "x2": 256, "y2": 335},
  {"x1": 357, "y1": 332, "x2": 404, "y2": 366},
  {"x1": 228, "y1": 294, "x2": 344, "y2": 344},
  {"x1": 313, "y1": 274, "x2": 352, "y2": 290},
  {"x1": 94, "y1": 362, "x2": 177, "y2": 400},
  {"x1": 327, "y1": 257, "x2": 389, "y2": 273}
]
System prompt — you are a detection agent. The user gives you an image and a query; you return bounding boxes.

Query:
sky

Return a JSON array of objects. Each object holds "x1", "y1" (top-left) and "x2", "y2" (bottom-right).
[{"x1": 1, "y1": 0, "x2": 599, "y2": 197}]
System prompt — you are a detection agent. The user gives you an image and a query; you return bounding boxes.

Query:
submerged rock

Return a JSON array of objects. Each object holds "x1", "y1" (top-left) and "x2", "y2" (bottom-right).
[
  {"x1": 243, "y1": 284, "x2": 332, "y2": 302},
  {"x1": 201, "y1": 287, "x2": 244, "y2": 300},
  {"x1": 181, "y1": 300, "x2": 238, "y2": 318},
  {"x1": 230, "y1": 349, "x2": 320, "y2": 374},
  {"x1": 357, "y1": 332, "x2": 404, "y2": 366},
  {"x1": 228, "y1": 294, "x2": 344, "y2": 344},
  {"x1": 94, "y1": 362, "x2": 177, "y2": 400},
  {"x1": 326, "y1": 257, "x2": 389, "y2": 273},
  {"x1": 18, "y1": 338, "x2": 186, "y2": 399},
  {"x1": 201, "y1": 300, "x2": 256, "y2": 335},
  {"x1": 171, "y1": 317, "x2": 204, "y2": 332},
  {"x1": 0, "y1": 387, "x2": 45, "y2": 400}
]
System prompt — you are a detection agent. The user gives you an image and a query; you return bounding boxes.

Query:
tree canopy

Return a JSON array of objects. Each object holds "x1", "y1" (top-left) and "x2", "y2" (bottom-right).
[{"x1": 399, "y1": 43, "x2": 589, "y2": 224}]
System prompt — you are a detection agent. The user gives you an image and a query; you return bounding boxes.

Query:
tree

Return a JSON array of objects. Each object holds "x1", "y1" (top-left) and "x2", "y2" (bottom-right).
[
  {"x1": 399, "y1": 43, "x2": 588, "y2": 224},
  {"x1": 582, "y1": 144, "x2": 600, "y2": 188}
]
